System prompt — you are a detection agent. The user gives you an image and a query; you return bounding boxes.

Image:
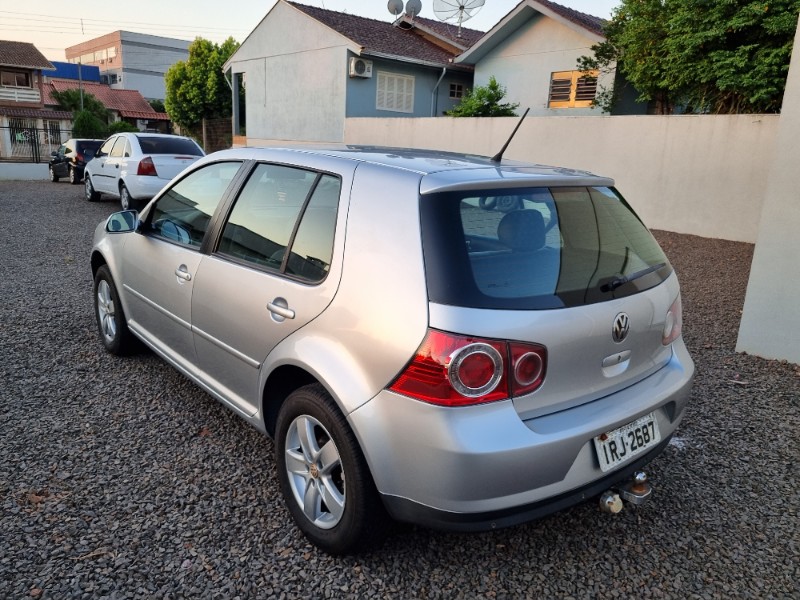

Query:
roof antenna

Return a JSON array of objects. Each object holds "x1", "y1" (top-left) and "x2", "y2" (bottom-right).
[{"x1": 490, "y1": 107, "x2": 529, "y2": 163}]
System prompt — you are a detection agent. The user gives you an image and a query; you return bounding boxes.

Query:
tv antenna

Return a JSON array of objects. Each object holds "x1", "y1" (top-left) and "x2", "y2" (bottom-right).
[{"x1": 432, "y1": 0, "x2": 485, "y2": 36}]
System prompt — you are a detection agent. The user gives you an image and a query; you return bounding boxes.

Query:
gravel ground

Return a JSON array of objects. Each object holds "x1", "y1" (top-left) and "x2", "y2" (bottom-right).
[{"x1": 1, "y1": 180, "x2": 798, "y2": 599}]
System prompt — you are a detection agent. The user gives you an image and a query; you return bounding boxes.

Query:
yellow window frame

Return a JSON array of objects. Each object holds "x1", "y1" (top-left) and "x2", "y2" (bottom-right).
[{"x1": 548, "y1": 70, "x2": 599, "y2": 109}]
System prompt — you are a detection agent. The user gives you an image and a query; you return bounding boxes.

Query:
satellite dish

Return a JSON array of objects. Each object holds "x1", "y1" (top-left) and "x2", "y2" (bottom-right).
[
  {"x1": 432, "y1": 0, "x2": 485, "y2": 35},
  {"x1": 388, "y1": 0, "x2": 404, "y2": 16},
  {"x1": 405, "y1": 0, "x2": 423, "y2": 20}
]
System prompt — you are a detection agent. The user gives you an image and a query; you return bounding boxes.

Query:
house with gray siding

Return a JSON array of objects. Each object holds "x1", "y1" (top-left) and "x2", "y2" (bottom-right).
[
  {"x1": 224, "y1": 1, "x2": 480, "y2": 145},
  {"x1": 456, "y1": 0, "x2": 647, "y2": 116}
]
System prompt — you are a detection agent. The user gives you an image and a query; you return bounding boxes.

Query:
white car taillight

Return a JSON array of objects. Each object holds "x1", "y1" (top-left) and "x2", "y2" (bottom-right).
[
  {"x1": 389, "y1": 329, "x2": 547, "y2": 406},
  {"x1": 137, "y1": 156, "x2": 158, "y2": 176},
  {"x1": 662, "y1": 295, "x2": 683, "y2": 346}
]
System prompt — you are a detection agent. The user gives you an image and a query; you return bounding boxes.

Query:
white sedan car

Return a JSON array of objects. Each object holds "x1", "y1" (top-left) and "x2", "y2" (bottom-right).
[{"x1": 85, "y1": 132, "x2": 205, "y2": 210}]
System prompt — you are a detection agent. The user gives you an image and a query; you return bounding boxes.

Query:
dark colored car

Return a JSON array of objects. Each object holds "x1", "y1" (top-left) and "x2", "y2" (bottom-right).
[{"x1": 49, "y1": 139, "x2": 104, "y2": 185}]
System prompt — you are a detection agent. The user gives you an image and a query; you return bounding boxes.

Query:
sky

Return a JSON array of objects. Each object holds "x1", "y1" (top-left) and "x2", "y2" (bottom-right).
[{"x1": 1, "y1": 0, "x2": 619, "y2": 61}]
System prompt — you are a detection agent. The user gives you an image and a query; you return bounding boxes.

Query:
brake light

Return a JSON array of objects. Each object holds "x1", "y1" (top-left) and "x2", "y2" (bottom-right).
[
  {"x1": 389, "y1": 329, "x2": 547, "y2": 406},
  {"x1": 137, "y1": 156, "x2": 158, "y2": 176},
  {"x1": 76, "y1": 152, "x2": 84, "y2": 163},
  {"x1": 662, "y1": 295, "x2": 683, "y2": 345}
]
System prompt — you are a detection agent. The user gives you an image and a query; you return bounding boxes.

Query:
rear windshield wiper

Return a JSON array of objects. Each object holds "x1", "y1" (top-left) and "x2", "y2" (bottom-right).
[{"x1": 601, "y1": 262, "x2": 667, "y2": 293}]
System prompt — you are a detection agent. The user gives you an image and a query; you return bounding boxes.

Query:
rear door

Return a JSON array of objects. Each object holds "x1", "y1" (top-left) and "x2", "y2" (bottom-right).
[
  {"x1": 190, "y1": 162, "x2": 345, "y2": 416},
  {"x1": 95, "y1": 136, "x2": 126, "y2": 194},
  {"x1": 90, "y1": 136, "x2": 116, "y2": 192}
]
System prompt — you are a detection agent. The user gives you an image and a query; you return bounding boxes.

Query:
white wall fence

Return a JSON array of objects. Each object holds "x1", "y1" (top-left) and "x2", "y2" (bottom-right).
[{"x1": 345, "y1": 114, "x2": 780, "y2": 243}]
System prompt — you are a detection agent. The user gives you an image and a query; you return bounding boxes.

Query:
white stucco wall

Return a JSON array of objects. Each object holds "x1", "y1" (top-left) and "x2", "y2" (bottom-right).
[
  {"x1": 736, "y1": 18, "x2": 800, "y2": 364},
  {"x1": 227, "y1": 2, "x2": 353, "y2": 143},
  {"x1": 474, "y1": 13, "x2": 611, "y2": 116},
  {"x1": 344, "y1": 113, "x2": 779, "y2": 243}
]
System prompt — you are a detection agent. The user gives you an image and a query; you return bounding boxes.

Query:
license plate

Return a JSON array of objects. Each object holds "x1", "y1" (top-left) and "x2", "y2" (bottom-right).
[{"x1": 593, "y1": 413, "x2": 661, "y2": 473}]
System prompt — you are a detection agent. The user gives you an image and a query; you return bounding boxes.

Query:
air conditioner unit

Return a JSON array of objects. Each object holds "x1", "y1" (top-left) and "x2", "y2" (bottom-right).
[{"x1": 349, "y1": 57, "x2": 373, "y2": 78}]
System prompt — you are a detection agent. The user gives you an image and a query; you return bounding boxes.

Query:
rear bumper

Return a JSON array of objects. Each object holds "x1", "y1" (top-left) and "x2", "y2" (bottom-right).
[
  {"x1": 348, "y1": 340, "x2": 693, "y2": 527},
  {"x1": 381, "y1": 436, "x2": 672, "y2": 532},
  {"x1": 124, "y1": 175, "x2": 170, "y2": 200}
]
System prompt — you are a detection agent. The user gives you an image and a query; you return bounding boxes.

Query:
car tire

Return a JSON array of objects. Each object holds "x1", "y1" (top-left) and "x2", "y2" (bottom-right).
[
  {"x1": 276, "y1": 383, "x2": 388, "y2": 555},
  {"x1": 93, "y1": 265, "x2": 136, "y2": 356},
  {"x1": 85, "y1": 176, "x2": 100, "y2": 202},
  {"x1": 49, "y1": 166, "x2": 59, "y2": 183},
  {"x1": 69, "y1": 167, "x2": 80, "y2": 185},
  {"x1": 119, "y1": 183, "x2": 135, "y2": 211}
]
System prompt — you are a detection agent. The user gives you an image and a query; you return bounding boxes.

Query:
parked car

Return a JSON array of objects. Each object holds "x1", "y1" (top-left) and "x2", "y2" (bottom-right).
[
  {"x1": 49, "y1": 138, "x2": 104, "y2": 184},
  {"x1": 90, "y1": 146, "x2": 695, "y2": 555},
  {"x1": 84, "y1": 133, "x2": 204, "y2": 210}
]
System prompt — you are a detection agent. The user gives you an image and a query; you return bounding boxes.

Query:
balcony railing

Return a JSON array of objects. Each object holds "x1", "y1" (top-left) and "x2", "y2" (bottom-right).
[{"x1": 0, "y1": 86, "x2": 41, "y2": 103}]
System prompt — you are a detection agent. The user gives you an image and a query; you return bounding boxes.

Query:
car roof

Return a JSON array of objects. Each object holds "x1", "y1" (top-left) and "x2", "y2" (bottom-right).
[{"x1": 202, "y1": 145, "x2": 615, "y2": 192}]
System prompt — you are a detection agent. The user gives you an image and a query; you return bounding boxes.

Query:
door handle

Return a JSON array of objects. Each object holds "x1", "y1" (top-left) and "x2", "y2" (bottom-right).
[
  {"x1": 175, "y1": 266, "x2": 192, "y2": 282},
  {"x1": 267, "y1": 299, "x2": 295, "y2": 321}
]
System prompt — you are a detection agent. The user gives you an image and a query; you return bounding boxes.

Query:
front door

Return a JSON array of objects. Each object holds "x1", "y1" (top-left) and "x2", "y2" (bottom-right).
[{"x1": 119, "y1": 160, "x2": 244, "y2": 369}]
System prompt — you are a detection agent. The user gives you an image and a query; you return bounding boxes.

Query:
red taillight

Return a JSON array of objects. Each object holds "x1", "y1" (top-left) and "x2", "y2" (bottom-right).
[
  {"x1": 389, "y1": 329, "x2": 547, "y2": 407},
  {"x1": 137, "y1": 156, "x2": 158, "y2": 176},
  {"x1": 76, "y1": 152, "x2": 84, "y2": 163}
]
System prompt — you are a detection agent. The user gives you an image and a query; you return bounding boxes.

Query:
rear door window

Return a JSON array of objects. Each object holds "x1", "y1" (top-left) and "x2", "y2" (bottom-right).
[
  {"x1": 421, "y1": 186, "x2": 672, "y2": 309},
  {"x1": 216, "y1": 164, "x2": 341, "y2": 283}
]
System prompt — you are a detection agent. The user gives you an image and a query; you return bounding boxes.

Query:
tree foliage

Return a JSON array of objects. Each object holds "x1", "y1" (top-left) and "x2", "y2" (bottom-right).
[
  {"x1": 579, "y1": 0, "x2": 800, "y2": 114},
  {"x1": 164, "y1": 37, "x2": 240, "y2": 135},
  {"x1": 72, "y1": 110, "x2": 108, "y2": 139},
  {"x1": 51, "y1": 89, "x2": 108, "y2": 123},
  {"x1": 148, "y1": 99, "x2": 166, "y2": 113},
  {"x1": 108, "y1": 121, "x2": 139, "y2": 134},
  {"x1": 445, "y1": 76, "x2": 520, "y2": 117}
]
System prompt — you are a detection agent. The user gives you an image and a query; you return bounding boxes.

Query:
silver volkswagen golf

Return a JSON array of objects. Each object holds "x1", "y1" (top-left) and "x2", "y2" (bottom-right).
[{"x1": 91, "y1": 146, "x2": 694, "y2": 554}]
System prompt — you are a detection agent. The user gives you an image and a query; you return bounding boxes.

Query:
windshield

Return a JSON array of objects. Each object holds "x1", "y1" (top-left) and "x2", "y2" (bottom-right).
[{"x1": 420, "y1": 186, "x2": 672, "y2": 310}]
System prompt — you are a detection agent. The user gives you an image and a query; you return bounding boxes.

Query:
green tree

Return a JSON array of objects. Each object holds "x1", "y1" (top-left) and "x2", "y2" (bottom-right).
[
  {"x1": 148, "y1": 99, "x2": 166, "y2": 113},
  {"x1": 108, "y1": 121, "x2": 139, "y2": 134},
  {"x1": 51, "y1": 89, "x2": 109, "y2": 123},
  {"x1": 579, "y1": 0, "x2": 800, "y2": 114},
  {"x1": 445, "y1": 76, "x2": 520, "y2": 117},
  {"x1": 72, "y1": 110, "x2": 108, "y2": 139},
  {"x1": 164, "y1": 36, "x2": 240, "y2": 136}
]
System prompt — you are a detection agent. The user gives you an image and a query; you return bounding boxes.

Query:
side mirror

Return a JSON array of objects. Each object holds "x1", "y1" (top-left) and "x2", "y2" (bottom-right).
[
  {"x1": 105, "y1": 210, "x2": 139, "y2": 233},
  {"x1": 50, "y1": 151, "x2": 58, "y2": 157}
]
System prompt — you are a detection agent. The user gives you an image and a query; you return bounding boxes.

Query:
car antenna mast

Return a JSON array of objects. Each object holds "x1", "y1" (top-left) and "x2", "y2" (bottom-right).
[{"x1": 490, "y1": 107, "x2": 530, "y2": 163}]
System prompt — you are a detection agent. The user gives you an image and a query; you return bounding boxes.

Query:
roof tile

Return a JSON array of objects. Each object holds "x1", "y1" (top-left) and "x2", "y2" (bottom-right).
[
  {"x1": 288, "y1": 2, "x2": 476, "y2": 67},
  {"x1": 46, "y1": 80, "x2": 159, "y2": 115},
  {"x1": 535, "y1": 0, "x2": 605, "y2": 37},
  {"x1": 0, "y1": 40, "x2": 53, "y2": 70}
]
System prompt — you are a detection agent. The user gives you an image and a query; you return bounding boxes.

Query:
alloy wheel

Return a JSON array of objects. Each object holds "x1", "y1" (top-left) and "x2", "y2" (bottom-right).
[
  {"x1": 284, "y1": 415, "x2": 346, "y2": 529},
  {"x1": 96, "y1": 279, "x2": 117, "y2": 344}
]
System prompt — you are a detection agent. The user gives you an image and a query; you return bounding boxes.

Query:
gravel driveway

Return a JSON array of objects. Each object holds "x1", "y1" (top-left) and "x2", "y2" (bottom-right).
[{"x1": 1, "y1": 180, "x2": 797, "y2": 599}]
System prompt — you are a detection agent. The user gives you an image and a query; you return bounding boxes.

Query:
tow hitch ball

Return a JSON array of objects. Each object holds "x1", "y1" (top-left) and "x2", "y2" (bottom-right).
[{"x1": 599, "y1": 471, "x2": 652, "y2": 514}]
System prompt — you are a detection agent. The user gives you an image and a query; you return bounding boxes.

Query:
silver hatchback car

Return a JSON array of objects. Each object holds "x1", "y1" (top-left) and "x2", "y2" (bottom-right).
[{"x1": 91, "y1": 146, "x2": 694, "y2": 554}]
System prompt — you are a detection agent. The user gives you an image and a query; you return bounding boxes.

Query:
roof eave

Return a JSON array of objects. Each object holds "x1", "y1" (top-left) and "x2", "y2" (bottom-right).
[
  {"x1": 361, "y1": 50, "x2": 471, "y2": 71},
  {"x1": 456, "y1": 0, "x2": 604, "y2": 65}
]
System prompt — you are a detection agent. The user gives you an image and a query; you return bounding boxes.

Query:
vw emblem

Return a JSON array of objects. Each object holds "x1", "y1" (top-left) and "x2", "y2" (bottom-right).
[{"x1": 612, "y1": 313, "x2": 630, "y2": 343}]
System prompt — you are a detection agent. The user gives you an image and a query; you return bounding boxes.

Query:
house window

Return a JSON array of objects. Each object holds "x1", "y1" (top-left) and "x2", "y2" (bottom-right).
[
  {"x1": 1, "y1": 70, "x2": 31, "y2": 88},
  {"x1": 376, "y1": 72, "x2": 414, "y2": 113},
  {"x1": 548, "y1": 70, "x2": 599, "y2": 108},
  {"x1": 449, "y1": 83, "x2": 463, "y2": 99}
]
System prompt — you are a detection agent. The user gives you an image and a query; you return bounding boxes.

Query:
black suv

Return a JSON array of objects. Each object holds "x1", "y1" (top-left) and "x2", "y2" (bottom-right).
[{"x1": 49, "y1": 139, "x2": 104, "y2": 185}]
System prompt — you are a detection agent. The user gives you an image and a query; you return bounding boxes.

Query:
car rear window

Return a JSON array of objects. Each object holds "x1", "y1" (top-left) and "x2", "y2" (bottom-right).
[
  {"x1": 420, "y1": 186, "x2": 672, "y2": 310},
  {"x1": 136, "y1": 136, "x2": 203, "y2": 156}
]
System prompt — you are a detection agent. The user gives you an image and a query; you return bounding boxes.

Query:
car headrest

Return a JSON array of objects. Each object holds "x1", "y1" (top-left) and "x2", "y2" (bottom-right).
[{"x1": 497, "y1": 209, "x2": 546, "y2": 252}]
